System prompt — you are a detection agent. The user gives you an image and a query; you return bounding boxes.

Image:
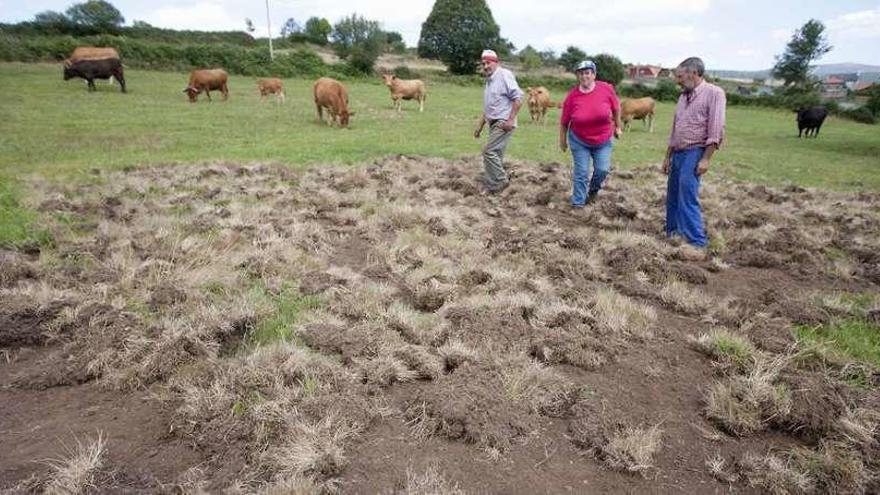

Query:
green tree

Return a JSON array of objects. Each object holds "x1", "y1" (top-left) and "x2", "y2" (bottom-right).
[
  {"x1": 418, "y1": 0, "x2": 506, "y2": 75},
  {"x1": 303, "y1": 17, "x2": 332, "y2": 45},
  {"x1": 65, "y1": 0, "x2": 124, "y2": 33},
  {"x1": 772, "y1": 19, "x2": 832, "y2": 89},
  {"x1": 383, "y1": 31, "x2": 407, "y2": 53},
  {"x1": 332, "y1": 14, "x2": 384, "y2": 73},
  {"x1": 33, "y1": 10, "x2": 72, "y2": 33},
  {"x1": 518, "y1": 45, "x2": 541, "y2": 71},
  {"x1": 590, "y1": 53, "x2": 625, "y2": 86},
  {"x1": 558, "y1": 46, "x2": 586, "y2": 72},
  {"x1": 538, "y1": 49, "x2": 557, "y2": 67}
]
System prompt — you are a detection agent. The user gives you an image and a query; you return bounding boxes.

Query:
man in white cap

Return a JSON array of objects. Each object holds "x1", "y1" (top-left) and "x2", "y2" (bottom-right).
[{"x1": 474, "y1": 49, "x2": 523, "y2": 194}]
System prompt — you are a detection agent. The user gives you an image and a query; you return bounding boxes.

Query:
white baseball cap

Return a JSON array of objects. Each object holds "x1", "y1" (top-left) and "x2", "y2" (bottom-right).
[{"x1": 481, "y1": 49, "x2": 499, "y2": 62}]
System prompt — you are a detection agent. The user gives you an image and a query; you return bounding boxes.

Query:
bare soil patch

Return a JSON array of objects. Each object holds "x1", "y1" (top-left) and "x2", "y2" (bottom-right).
[{"x1": 2, "y1": 156, "x2": 878, "y2": 493}]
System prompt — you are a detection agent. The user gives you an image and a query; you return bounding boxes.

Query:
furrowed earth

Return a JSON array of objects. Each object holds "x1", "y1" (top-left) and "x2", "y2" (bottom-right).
[{"x1": 1, "y1": 156, "x2": 878, "y2": 493}]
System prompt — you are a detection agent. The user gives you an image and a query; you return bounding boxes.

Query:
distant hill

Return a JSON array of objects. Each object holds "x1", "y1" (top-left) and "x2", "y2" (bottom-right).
[{"x1": 709, "y1": 63, "x2": 880, "y2": 82}]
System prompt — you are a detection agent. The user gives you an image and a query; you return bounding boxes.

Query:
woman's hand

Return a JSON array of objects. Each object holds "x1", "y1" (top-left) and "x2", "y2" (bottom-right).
[
  {"x1": 559, "y1": 138, "x2": 568, "y2": 153},
  {"x1": 614, "y1": 127, "x2": 622, "y2": 139}
]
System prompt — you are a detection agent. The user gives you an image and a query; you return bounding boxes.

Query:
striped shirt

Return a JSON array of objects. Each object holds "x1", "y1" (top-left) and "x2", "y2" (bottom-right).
[
  {"x1": 483, "y1": 66, "x2": 524, "y2": 126},
  {"x1": 668, "y1": 81, "x2": 726, "y2": 150}
]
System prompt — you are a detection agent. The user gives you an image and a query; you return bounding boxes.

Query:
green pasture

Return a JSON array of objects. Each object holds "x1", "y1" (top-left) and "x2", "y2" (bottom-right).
[{"x1": 0, "y1": 61, "x2": 879, "y2": 247}]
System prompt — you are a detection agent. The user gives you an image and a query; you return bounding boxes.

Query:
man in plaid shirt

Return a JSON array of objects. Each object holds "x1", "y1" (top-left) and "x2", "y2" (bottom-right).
[{"x1": 663, "y1": 57, "x2": 726, "y2": 255}]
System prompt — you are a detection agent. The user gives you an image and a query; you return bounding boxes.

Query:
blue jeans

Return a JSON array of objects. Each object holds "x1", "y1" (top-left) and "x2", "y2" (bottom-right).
[
  {"x1": 666, "y1": 147, "x2": 707, "y2": 247},
  {"x1": 569, "y1": 131, "x2": 612, "y2": 206}
]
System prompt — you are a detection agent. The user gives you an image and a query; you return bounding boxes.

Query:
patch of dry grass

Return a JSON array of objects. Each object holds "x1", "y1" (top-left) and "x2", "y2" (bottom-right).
[
  {"x1": 42, "y1": 433, "x2": 108, "y2": 495},
  {"x1": 705, "y1": 355, "x2": 792, "y2": 435},
  {"x1": 590, "y1": 287, "x2": 656, "y2": 339},
  {"x1": 658, "y1": 277, "x2": 714, "y2": 314},
  {"x1": 604, "y1": 424, "x2": 664, "y2": 474},
  {"x1": 404, "y1": 465, "x2": 466, "y2": 495}
]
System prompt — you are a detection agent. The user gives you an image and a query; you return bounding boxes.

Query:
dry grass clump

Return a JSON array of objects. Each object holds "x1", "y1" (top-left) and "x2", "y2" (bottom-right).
[
  {"x1": 741, "y1": 441, "x2": 871, "y2": 495},
  {"x1": 436, "y1": 340, "x2": 479, "y2": 372},
  {"x1": 658, "y1": 277, "x2": 714, "y2": 314},
  {"x1": 260, "y1": 415, "x2": 361, "y2": 486},
  {"x1": 589, "y1": 287, "x2": 656, "y2": 339},
  {"x1": 740, "y1": 451, "x2": 814, "y2": 494},
  {"x1": 355, "y1": 354, "x2": 419, "y2": 386},
  {"x1": 692, "y1": 327, "x2": 757, "y2": 371},
  {"x1": 38, "y1": 433, "x2": 108, "y2": 495},
  {"x1": 383, "y1": 302, "x2": 446, "y2": 345},
  {"x1": 604, "y1": 424, "x2": 664, "y2": 474},
  {"x1": 501, "y1": 359, "x2": 586, "y2": 418},
  {"x1": 570, "y1": 414, "x2": 663, "y2": 476},
  {"x1": 404, "y1": 465, "x2": 466, "y2": 495},
  {"x1": 705, "y1": 356, "x2": 792, "y2": 436},
  {"x1": 175, "y1": 343, "x2": 357, "y2": 446},
  {"x1": 327, "y1": 282, "x2": 398, "y2": 320}
]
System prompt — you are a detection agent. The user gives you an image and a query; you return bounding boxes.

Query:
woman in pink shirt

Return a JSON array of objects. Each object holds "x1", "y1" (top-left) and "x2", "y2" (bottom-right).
[{"x1": 559, "y1": 60, "x2": 622, "y2": 208}]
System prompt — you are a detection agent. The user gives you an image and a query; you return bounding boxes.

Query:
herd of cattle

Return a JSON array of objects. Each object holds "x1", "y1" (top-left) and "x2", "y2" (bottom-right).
[{"x1": 60, "y1": 46, "x2": 828, "y2": 136}]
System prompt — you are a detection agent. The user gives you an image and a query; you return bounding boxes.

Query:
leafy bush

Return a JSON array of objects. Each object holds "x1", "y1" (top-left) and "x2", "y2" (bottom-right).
[{"x1": 0, "y1": 34, "x2": 347, "y2": 79}]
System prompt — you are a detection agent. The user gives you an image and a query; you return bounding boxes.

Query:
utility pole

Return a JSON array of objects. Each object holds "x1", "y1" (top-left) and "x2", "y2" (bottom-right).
[{"x1": 265, "y1": 0, "x2": 274, "y2": 61}]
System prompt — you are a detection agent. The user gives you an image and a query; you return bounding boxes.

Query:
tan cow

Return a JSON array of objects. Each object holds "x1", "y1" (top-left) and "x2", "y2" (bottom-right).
[
  {"x1": 65, "y1": 47, "x2": 121, "y2": 85},
  {"x1": 526, "y1": 86, "x2": 558, "y2": 125},
  {"x1": 183, "y1": 69, "x2": 229, "y2": 103},
  {"x1": 64, "y1": 46, "x2": 120, "y2": 66},
  {"x1": 257, "y1": 78, "x2": 285, "y2": 103},
  {"x1": 380, "y1": 73, "x2": 427, "y2": 112},
  {"x1": 620, "y1": 97, "x2": 656, "y2": 132},
  {"x1": 313, "y1": 77, "x2": 354, "y2": 128}
]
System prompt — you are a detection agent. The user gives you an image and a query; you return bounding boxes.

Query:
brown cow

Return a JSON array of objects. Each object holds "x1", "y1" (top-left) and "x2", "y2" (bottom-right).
[
  {"x1": 313, "y1": 77, "x2": 353, "y2": 128},
  {"x1": 257, "y1": 78, "x2": 285, "y2": 103},
  {"x1": 183, "y1": 69, "x2": 229, "y2": 103},
  {"x1": 526, "y1": 86, "x2": 558, "y2": 125},
  {"x1": 380, "y1": 73, "x2": 426, "y2": 112},
  {"x1": 620, "y1": 97, "x2": 656, "y2": 132}
]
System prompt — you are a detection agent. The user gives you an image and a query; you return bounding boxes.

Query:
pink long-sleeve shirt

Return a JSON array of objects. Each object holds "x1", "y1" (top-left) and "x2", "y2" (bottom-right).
[
  {"x1": 560, "y1": 81, "x2": 620, "y2": 145},
  {"x1": 668, "y1": 81, "x2": 726, "y2": 150}
]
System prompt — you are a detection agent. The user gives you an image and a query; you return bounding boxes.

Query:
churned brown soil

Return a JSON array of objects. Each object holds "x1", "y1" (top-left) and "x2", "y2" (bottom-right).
[{"x1": 1, "y1": 156, "x2": 878, "y2": 493}]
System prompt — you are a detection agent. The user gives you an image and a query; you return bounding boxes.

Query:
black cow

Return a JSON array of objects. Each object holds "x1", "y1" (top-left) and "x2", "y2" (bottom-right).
[
  {"x1": 796, "y1": 106, "x2": 827, "y2": 138},
  {"x1": 63, "y1": 58, "x2": 126, "y2": 93}
]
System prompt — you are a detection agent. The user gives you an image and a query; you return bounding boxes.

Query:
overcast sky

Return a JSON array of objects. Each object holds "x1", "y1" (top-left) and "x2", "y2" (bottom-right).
[{"x1": 2, "y1": 0, "x2": 878, "y2": 70}]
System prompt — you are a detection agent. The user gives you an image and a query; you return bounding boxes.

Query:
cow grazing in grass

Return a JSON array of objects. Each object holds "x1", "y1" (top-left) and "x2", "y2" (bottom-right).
[
  {"x1": 313, "y1": 77, "x2": 354, "y2": 128},
  {"x1": 796, "y1": 106, "x2": 828, "y2": 138},
  {"x1": 526, "y1": 86, "x2": 558, "y2": 124},
  {"x1": 184, "y1": 69, "x2": 229, "y2": 103},
  {"x1": 63, "y1": 58, "x2": 126, "y2": 93},
  {"x1": 620, "y1": 97, "x2": 655, "y2": 132},
  {"x1": 380, "y1": 73, "x2": 426, "y2": 112},
  {"x1": 257, "y1": 78, "x2": 285, "y2": 103}
]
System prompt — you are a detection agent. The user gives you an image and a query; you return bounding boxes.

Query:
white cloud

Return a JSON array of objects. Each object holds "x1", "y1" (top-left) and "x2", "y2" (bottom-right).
[
  {"x1": 828, "y1": 7, "x2": 880, "y2": 38},
  {"x1": 771, "y1": 28, "x2": 791, "y2": 41},
  {"x1": 145, "y1": 2, "x2": 242, "y2": 32}
]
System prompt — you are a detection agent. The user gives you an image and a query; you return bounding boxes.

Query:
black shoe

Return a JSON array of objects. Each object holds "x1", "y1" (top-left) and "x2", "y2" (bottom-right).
[
  {"x1": 586, "y1": 190, "x2": 600, "y2": 204},
  {"x1": 488, "y1": 181, "x2": 510, "y2": 194}
]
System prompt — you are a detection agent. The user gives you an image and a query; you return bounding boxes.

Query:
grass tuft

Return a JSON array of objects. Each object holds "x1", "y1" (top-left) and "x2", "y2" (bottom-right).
[
  {"x1": 692, "y1": 327, "x2": 757, "y2": 371},
  {"x1": 42, "y1": 433, "x2": 108, "y2": 495}
]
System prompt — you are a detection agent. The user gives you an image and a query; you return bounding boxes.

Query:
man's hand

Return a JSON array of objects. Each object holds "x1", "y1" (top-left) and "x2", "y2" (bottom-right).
[
  {"x1": 474, "y1": 126, "x2": 482, "y2": 139},
  {"x1": 501, "y1": 119, "x2": 515, "y2": 132},
  {"x1": 695, "y1": 158, "x2": 710, "y2": 176},
  {"x1": 662, "y1": 157, "x2": 671, "y2": 175}
]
